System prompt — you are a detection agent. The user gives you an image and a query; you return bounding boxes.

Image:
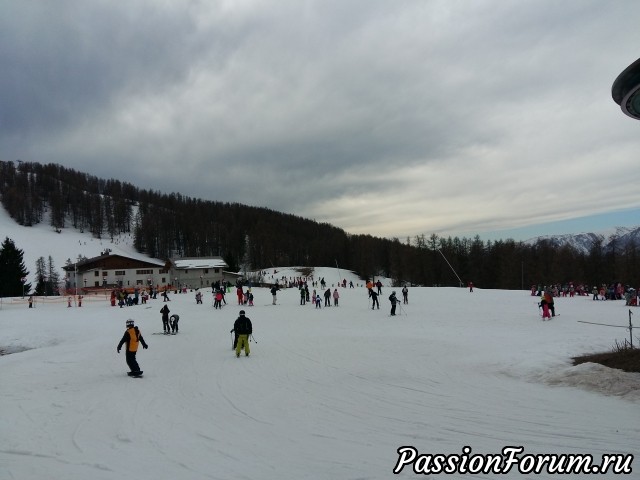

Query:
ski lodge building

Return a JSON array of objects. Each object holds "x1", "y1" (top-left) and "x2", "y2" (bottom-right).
[{"x1": 64, "y1": 250, "x2": 237, "y2": 293}]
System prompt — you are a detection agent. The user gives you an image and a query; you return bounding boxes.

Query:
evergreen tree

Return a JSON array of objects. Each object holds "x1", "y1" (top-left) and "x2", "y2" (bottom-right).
[
  {"x1": 34, "y1": 256, "x2": 48, "y2": 296},
  {"x1": 0, "y1": 237, "x2": 31, "y2": 297},
  {"x1": 47, "y1": 255, "x2": 60, "y2": 296}
]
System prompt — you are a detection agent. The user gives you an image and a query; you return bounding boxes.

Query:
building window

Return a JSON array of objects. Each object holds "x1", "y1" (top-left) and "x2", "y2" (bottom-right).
[
  {"x1": 214, "y1": 268, "x2": 220, "y2": 273},
  {"x1": 136, "y1": 269, "x2": 153, "y2": 275},
  {"x1": 136, "y1": 280, "x2": 144, "y2": 285},
  {"x1": 159, "y1": 269, "x2": 168, "y2": 274},
  {"x1": 102, "y1": 271, "x2": 108, "y2": 277},
  {"x1": 94, "y1": 271, "x2": 99, "y2": 276},
  {"x1": 204, "y1": 269, "x2": 209, "y2": 274},
  {"x1": 115, "y1": 270, "x2": 125, "y2": 276}
]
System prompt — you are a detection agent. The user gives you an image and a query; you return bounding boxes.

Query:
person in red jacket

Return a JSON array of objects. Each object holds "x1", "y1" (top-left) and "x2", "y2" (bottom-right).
[{"x1": 117, "y1": 319, "x2": 148, "y2": 375}]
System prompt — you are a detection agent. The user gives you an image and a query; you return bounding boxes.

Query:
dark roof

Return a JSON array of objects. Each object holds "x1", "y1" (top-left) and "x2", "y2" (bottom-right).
[
  {"x1": 63, "y1": 253, "x2": 165, "y2": 271},
  {"x1": 612, "y1": 57, "x2": 640, "y2": 120}
]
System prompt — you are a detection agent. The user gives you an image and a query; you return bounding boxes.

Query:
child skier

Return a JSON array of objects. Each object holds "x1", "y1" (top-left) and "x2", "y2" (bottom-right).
[
  {"x1": 389, "y1": 291, "x2": 399, "y2": 316},
  {"x1": 169, "y1": 314, "x2": 180, "y2": 334}
]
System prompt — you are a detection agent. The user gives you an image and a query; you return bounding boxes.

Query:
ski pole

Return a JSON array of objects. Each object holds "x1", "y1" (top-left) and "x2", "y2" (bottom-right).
[{"x1": 251, "y1": 334, "x2": 257, "y2": 344}]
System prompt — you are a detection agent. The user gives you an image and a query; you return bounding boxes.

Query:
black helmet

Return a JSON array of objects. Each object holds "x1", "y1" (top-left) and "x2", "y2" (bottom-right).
[
  {"x1": 126, "y1": 319, "x2": 134, "y2": 327},
  {"x1": 239, "y1": 310, "x2": 245, "y2": 316}
]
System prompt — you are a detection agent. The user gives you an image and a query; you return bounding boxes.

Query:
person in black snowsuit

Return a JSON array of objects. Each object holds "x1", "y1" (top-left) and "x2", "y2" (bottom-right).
[
  {"x1": 169, "y1": 314, "x2": 180, "y2": 334},
  {"x1": 369, "y1": 289, "x2": 380, "y2": 309},
  {"x1": 389, "y1": 291, "x2": 399, "y2": 316},
  {"x1": 324, "y1": 288, "x2": 331, "y2": 307},
  {"x1": 231, "y1": 310, "x2": 253, "y2": 357},
  {"x1": 160, "y1": 304, "x2": 170, "y2": 334},
  {"x1": 117, "y1": 319, "x2": 148, "y2": 374}
]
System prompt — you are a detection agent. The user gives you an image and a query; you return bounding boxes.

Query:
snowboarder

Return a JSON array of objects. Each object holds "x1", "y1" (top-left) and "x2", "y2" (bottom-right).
[
  {"x1": 160, "y1": 304, "x2": 171, "y2": 334},
  {"x1": 231, "y1": 310, "x2": 252, "y2": 357},
  {"x1": 117, "y1": 319, "x2": 148, "y2": 376},
  {"x1": 270, "y1": 285, "x2": 278, "y2": 305},
  {"x1": 389, "y1": 291, "x2": 399, "y2": 316}
]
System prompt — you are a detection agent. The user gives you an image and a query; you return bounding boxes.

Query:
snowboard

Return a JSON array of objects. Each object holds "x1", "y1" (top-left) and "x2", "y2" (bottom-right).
[{"x1": 127, "y1": 371, "x2": 143, "y2": 377}]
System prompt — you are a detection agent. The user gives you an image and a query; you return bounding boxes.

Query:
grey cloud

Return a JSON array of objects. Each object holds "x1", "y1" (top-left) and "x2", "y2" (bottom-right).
[{"x1": 2, "y1": 0, "x2": 640, "y2": 239}]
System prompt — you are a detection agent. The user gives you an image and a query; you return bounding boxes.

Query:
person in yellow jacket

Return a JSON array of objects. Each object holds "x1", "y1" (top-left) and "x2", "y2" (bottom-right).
[{"x1": 117, "y1": 319, "x2": 148, "y2": 375}]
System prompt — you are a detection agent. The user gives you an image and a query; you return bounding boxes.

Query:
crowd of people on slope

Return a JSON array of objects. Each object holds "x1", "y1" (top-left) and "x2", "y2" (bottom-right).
[
  {"x1": 115, "y1": 275, "x2": 412, "y2": 376},
  {"x1": 532, "y1": 282, "x2": 640, "y2": 306}
]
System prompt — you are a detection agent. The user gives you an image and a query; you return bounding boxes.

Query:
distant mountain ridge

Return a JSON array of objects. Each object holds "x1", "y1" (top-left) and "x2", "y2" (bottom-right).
[{"x1": 525, "y1": 226, "x2": 640, "y2": 254}]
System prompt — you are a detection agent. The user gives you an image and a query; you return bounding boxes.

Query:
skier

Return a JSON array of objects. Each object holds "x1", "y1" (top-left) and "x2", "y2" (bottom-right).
[
  {"x1": 542, "y1": 289, "x2": 555, "y2": 317},
  {"x1": 117, "y1": 319, "x2": 148, "y2": 376},
  {"x1": 402, "y1": 285, "x2": 409, "y2": 304},
  {"x1": 236, "y1": 286, "x2": 244, "y2": 305},
  {"x1": 389, "y1": 291, "x2": 399, "y2": 316},
  {"x1": 231, "y1": 310, "x2": 252, "y2": 358},
  {"x1": 270, "y1": 285, "x2": 278, "y2": 305},
  {"x1": 160, "y1": 304, "x2": 171, "y2": 334},
  {"x1": 369, "y1": 289, "x2": 380, "y2": 310},
  {"x1": 333, "y1": 288, "x2": 340, "y2": 306},
  {"x1": 324, "y1": 288, "x2": 331, "y2": 307},
  {"x1": 540, "y1": 301, "x2": 551, "y2": 320},
  {"x1": 214, "y1": 289, "x2": 224, "y2": 309}
]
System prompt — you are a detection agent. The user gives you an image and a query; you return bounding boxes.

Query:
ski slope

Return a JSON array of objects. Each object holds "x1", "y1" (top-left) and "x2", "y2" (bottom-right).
[{"x1": 1, "y1": 271, "x2": 639, "y2": 479}]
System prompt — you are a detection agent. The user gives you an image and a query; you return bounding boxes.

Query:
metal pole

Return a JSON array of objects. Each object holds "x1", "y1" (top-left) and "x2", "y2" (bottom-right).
[{"x1": 437, "y1": 248, "x2": 464, "y2": 288}]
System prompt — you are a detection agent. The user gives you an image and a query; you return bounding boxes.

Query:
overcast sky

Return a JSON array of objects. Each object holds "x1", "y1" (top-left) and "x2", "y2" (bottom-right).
[{"x1": 2, "y1": 0, "x2": 640, "y2": 241}]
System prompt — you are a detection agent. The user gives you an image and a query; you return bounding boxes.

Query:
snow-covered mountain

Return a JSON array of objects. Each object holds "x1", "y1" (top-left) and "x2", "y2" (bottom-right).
[{"x1": 526, "y1": 226, "x2": 640, "y2": 254}]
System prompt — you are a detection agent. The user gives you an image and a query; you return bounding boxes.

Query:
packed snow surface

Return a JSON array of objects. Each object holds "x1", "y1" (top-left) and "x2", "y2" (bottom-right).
[{"x1": 1, "y1": 270, "x2": 639, "y2": 479}]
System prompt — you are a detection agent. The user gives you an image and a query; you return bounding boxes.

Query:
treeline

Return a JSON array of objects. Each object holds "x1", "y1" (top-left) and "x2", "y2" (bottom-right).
[{"x1": 1, "y1": 160, "x2": 638, "y2": 289}]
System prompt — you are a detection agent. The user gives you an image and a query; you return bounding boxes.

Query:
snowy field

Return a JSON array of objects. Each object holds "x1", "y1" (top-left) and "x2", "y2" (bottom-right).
[
  {"x1": 1, "y1": 209, "x2": 639, "y2": 479},
  {"x1": 1, "y1": 270, "x2": 639, "y2": 480}
]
